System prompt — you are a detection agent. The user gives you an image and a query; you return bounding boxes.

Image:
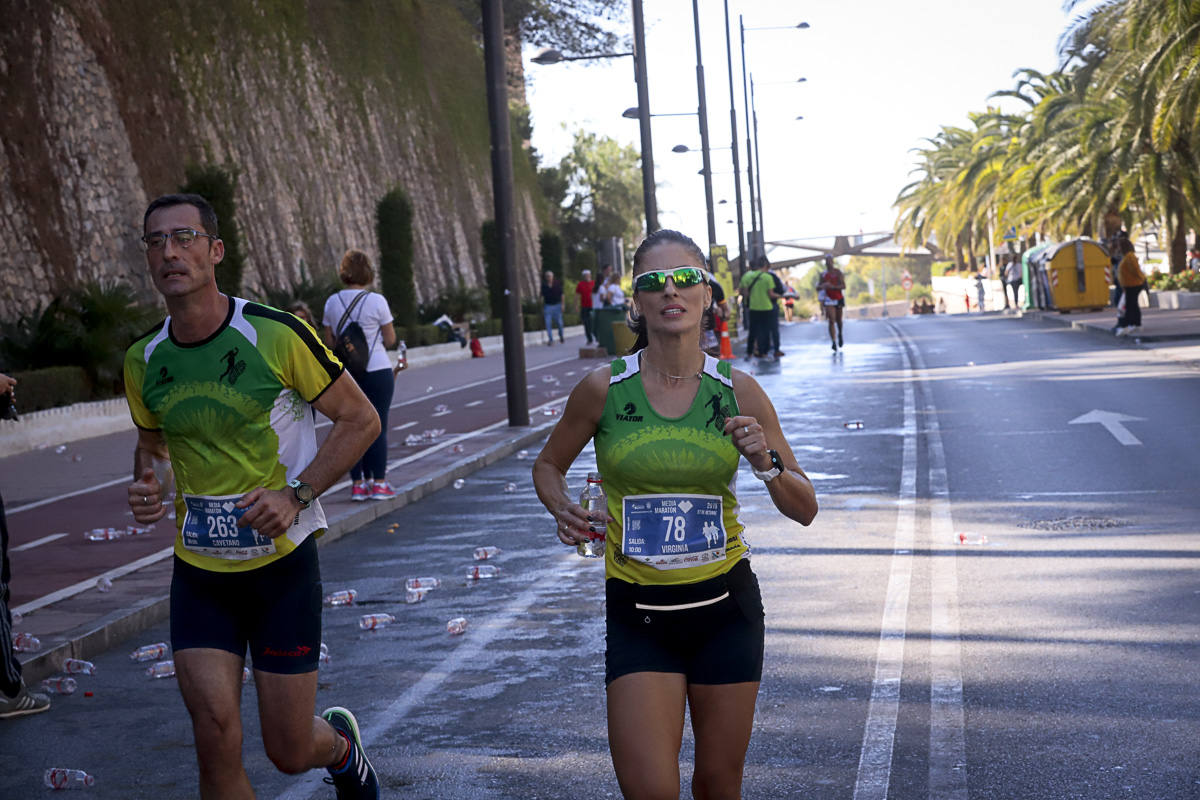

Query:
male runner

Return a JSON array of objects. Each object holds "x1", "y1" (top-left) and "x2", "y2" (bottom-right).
[
  {"x1": 816, "y1": 255, "x2": 846, "y2": 351},
  {"x1": 125, "y1": 194, "x2": 381, "y2": 799}
]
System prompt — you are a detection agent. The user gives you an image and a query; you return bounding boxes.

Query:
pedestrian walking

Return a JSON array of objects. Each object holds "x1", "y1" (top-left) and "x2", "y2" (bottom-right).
[
  {"x1": 738, "y1": 256, "x2": 777, "y2": 358},
  {"x1": 816, "y1": 255, "x2": 846, "y2": 351},
  {"x1": 125, "y1": 194, "x2": 382, "y2": 799},
  {"x1": 532, "y1": 228, "x2": 818, "y2": 800},
  {"x1": 1114, "y1": 238, "x2": 1145, "y2": 336},
  {"x1": 541, "y1": 270, "x2": 565, "y2": 345},
  {"x1": 974, "y1": 269, "x2": 987, "y2": 312},
  {"x1": 768, "y1": 269, "x2": 785, "y2": 357},
  {"x1": 323, "y1": 249, "x2": 401, "y2": 501},
  {"x1": 1003, "y1": 257, "x2": 1022, "y2": 309},
  {"x1": 576, "y1": 268, "x2": 596, "y2": 345}
]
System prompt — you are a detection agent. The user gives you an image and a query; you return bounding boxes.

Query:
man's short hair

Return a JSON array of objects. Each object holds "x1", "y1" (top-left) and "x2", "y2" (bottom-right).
[
  {"x1": 823, "y1": 254, "x2": 834, "y2": 268},
  {"x1": 143, "y1": 193, "x2": 219, "y2": 236},
  {"x1": 581, "y1": 269, "x2": 591, "y2": 276}
]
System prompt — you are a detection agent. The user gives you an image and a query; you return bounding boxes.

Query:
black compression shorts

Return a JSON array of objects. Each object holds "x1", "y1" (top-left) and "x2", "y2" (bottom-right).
[
  {"x1": 604, "y1": 558, "x2": 765, "y2": 685},
  {"x1": 170, "y1": 536, "x2": 322, "y2": 674}
]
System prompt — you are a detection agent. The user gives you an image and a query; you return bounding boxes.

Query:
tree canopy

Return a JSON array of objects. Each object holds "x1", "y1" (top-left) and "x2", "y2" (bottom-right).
[{"x1": 453, "y1": 0, "x2": 628, "y2": 56}]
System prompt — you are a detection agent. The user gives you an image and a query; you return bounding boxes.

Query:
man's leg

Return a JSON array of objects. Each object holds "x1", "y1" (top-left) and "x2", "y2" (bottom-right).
[
  {"x1": 834, "y1": 304, "x2": 844, "y2": 347},
  {"x1": 543, "y1": 307, "x2": 553, "y2": 344},
  {"x1": 825, "y1": 306, "x2": 837, "y2": 348},
  {"x1": 255, "y1": 670, "x2": 345, "y2": 774},
  {"x1": 175, "y1": 648, "x2": 254, "y2": 800},
  {"x1": 582, "y1": 308, "x2": 594, "y2": 344}
]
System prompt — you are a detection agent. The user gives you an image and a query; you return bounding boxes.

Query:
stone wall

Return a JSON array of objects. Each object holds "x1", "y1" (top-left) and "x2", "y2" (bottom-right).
[{"x1": 0, "y1": 0, "x2": 543, "y2": 320}]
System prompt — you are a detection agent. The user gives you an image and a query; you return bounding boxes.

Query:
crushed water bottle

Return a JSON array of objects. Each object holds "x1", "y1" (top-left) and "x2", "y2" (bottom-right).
[
  {"x1": 43, "y1": 768, "x2": 95, "y2": 789},
  {"x1": 146, "y1": 660, "x2": 175, "y2": 679},
  {"x1": 465, "y1": 565, "x2": 500, "y2": 581},
  {"x1": 96, "y1": 577, "x2": 112, "y2": 593},
  {"x1": 404, "y1": 434, "x2": 422, "y2": 446},
  {"x1": 63, "y1": 659, "x2": 97, "y2": 675},
  {"x1": 84, "y1": 528, "x2": 124, "y2": 542},
  {"x1": 130, "y1": 642, "x2": 169, "y2": 662},
  {"x1": 451, "y1": 443, "x2": 465, "y2": 454},
  {"x1": 473, "y1": 546, "x2": 501, "y2": 560},
  {"x1": 124, "y1": 525, "x2": 153, "y2": 536},
  {"x1": 13, "y1": 632, "x2": 40, "y2": 652},
  {"x1": 446, "y1": 617, "x2": 469, "y2": 635},
  {"x1": 40, "y1": 677, "x2": 77, "y2": 695},
  {"x1": 503, "y1": 482, "x2": 518, "y2": 494},
  {"x1": 405, "y1": 577, "x2": 440, "y2": 590},
  {"x1": 319, "y1": 642, "x2": 331, "y2": 665},
  {"x1": 516, "y1": 450, "x2": 529, "y2": 460},
  {"x1": 324, "y1": 589, "x2": 358, "y2": 607},
  {"x1": 453, "y1": 478, "x2": 466, "y2": 489},
  {"x1": 358, "y1": 613, "x2": 395, "y2": 631},
  {"x1": 54, "y1": 445, "x2": 67, "y2": 454},
  {"x1": 242, "y1": 667, "x2": 251, "y2": 684},
  {"x1": 434, "y1": 404, "x2": 450, "y2": 415},
  {"x1": 405, "y1": 587, "x2": 431, "y2": 604},
  {"x1": 10, "y1": 609, "x2": 21, "y2": 625},
  {"x1": 577, "y1": 472, "x2": 607, "y2": 558}
]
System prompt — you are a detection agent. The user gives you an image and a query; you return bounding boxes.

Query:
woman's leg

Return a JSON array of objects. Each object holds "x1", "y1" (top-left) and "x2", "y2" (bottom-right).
[
  {"x1": 688, "y1": 681, "x2": 760, "y2": 800},
  {"x1": 358, "y1": 370, "x2": 394, "y2": 481},
  {"x1": 1126, "y1": 286, "x2": 1142, "y2": 327},
  {"x1": 607, "y1": 672, "x2": 688, "y2": 800}
]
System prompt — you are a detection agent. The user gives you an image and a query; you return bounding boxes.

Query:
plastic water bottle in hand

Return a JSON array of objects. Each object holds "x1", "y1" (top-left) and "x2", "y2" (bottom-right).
[{"x1": 577, "y1": 472, "x2": 607, "y2": 558}]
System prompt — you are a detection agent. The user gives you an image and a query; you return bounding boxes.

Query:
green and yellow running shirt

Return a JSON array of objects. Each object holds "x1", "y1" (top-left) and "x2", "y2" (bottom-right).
[
  {"x1": 124, "y1": 296, "x2": 343, "y2": 573},
  {"x1": 594, "y1": 352, "x2": 748, "y2": 585}
]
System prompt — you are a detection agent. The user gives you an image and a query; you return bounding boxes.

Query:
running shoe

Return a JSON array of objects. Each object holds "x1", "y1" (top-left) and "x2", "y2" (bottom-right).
[
  {"x1": 0, "y1": 681, "x2": 50, "y2": 718},
  {"x1": 322, "y1": 707, "x2": 379, "y2": 799},
  {"x1": 370, "y1": 482, "x2": 396, "y2": 501},
  {"x1": 350, "y1": 484, "x2": 369, "y2": 502},
  {"x1": 837, "y1": 333, "x2": 844, "y2": 347}
]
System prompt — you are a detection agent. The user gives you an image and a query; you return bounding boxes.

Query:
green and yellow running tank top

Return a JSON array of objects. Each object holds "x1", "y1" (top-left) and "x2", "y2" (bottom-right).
[{"x1": 594, "y1": 352, "x2": 748, "y2": 585}]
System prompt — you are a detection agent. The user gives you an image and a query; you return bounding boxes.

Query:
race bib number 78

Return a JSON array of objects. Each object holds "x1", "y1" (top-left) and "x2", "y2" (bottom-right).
[{"x1": 621, "y1": 493, "x2": 726, "y2": 570}]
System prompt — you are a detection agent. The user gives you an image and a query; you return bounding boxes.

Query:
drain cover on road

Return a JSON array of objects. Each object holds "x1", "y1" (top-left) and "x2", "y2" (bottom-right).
[{"x1": 1017, "y1": 516, "x2": 1127, "y2": 531}]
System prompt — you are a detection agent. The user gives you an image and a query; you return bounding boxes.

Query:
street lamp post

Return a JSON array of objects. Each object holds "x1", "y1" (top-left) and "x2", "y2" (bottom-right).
[
  {"x1": 482, "y1": 0, "x2": 528, "y2": 426},
  {"x1": 723, "y1": 0, "x2": 746, "y2": 275},
  {"x1": 691, "y1": 0, "x2": 717, "y2": 249}
]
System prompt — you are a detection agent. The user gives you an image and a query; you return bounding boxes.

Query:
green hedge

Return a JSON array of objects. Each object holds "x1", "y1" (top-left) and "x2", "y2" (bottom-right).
[{"x1": 11, "y1": 366, "x2": 92, "y2": 413}]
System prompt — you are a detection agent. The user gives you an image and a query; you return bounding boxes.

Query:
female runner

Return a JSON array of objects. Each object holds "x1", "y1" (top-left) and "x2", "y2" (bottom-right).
[{"x1": 533, "y1": 229, "x2": 817, "y2": 799}]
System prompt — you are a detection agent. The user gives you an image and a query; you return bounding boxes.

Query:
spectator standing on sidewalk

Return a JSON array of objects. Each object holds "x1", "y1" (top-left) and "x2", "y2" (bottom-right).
[
  {"x1": 767, "y1": 269, "x2": 786, "y2": 358},
  {"x1": 323, "y1": 249, "x2": 400, "y2": 501},
  {"x1": 576, "y1": 269, "x2": 596, "y2": 345},
  {"x1": 126, "y1": 194, "x2": 382, "y2": 799},
  {"x1": 1114, "y1": 238, "x2": 1146, "y2": 336},
  {"x1": 739, "y1": 256, "x2": 777, "y2": 358},
  {"x1": 1003, "y1": 257, "x2": 1022, "y2": 310},
  {"x1": 542, "y1": 270, "x2": 565, "y2": 345},
  {"x1": 0, "y1": 374, "x2": 51, "y2": 720}
]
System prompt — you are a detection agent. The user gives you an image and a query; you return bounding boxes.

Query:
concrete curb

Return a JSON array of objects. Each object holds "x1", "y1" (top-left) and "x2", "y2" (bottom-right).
[{"x1": 18, "y1": 419, "x2": 558, "y2": 682}]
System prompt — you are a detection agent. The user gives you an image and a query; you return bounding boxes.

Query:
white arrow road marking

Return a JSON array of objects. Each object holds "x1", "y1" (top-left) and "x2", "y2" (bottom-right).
[{"x1": 1068, "y1": 409, "x2": 1146, "y2": 446}]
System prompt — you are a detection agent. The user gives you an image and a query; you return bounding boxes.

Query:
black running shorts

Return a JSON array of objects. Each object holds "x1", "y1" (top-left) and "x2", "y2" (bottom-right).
[
  {"x1": 604, "y1": 558, "x2": 765, "y2": 685},
  {"x1": 170, "y1": 536, "x2": 322, "y2": 674}
]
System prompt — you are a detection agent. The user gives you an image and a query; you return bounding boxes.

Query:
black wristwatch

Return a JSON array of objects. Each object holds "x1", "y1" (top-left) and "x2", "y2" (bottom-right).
[
  {"x1": 751, "y1": 450, "x2": 784, "y2": 482},
  {"x1": 287, "y1": 479, "x2": 316, "y2": 509}
]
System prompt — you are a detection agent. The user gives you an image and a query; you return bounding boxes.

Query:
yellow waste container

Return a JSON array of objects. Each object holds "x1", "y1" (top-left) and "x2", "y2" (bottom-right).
[
  {"x1": 1042, "y1": 239, "x2": 1111, "y2": 311},
  {"x1": 611, "y1": 319, "x2": 637, "y2": 355}
]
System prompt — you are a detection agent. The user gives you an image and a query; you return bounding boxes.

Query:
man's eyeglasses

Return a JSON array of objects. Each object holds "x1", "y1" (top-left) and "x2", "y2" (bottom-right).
[
  {"x1": 141, "y1": 228, "x2": 218, "y2": 251},
  {"x1": 633, "y1": 266, "x2": 707, "y2": 293}
]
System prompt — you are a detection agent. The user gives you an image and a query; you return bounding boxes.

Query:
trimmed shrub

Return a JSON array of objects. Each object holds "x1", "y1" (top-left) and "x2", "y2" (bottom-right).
[
  {"x1": 377, "y1": 187, "x2": 418, "y2": 330},
  {"x1": 11, "y1": 366, "x2": 91, "y2": 413},
  {"x1": 180, "y1": 164, "x2": 244, "y2": 296}
]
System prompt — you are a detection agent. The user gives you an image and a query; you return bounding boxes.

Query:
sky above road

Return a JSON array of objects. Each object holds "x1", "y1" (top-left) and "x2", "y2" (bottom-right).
[{"x1": 524, "y1": 0, "x2": 1080, "y2": 258}]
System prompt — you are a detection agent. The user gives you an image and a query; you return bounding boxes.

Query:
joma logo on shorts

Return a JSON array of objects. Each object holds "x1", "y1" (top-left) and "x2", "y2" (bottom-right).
[
  {"x1": 616, "y1": 401, "x2": 643, "y2": 423},
  {"x1": 261, "y1": 645, "x2": 312, "y2": 658}
]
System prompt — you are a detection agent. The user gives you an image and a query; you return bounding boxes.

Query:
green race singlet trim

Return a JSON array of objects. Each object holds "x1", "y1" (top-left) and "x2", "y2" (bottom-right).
[
  {"x1": 124, "y1": 296, "x2": 343, "y2": 572},
  {"x1": 594, "y1": 351, "x2": 748, "y2": 585}
]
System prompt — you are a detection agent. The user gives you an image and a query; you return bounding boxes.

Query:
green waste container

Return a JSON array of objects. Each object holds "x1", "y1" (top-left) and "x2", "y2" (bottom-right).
[{"x1": 593, "y1": 307, "x2": 626, "y2": 355}]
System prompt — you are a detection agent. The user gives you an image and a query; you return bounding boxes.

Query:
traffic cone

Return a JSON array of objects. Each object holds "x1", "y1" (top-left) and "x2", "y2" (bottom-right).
[{"x1": 717, "y1": 318, "x2": 734, "y2": 360}]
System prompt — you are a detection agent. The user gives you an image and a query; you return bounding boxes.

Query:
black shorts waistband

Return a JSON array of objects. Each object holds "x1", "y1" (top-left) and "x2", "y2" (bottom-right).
[{"x1": 606, "y1": 558, "x2": 752, "y2": 612}]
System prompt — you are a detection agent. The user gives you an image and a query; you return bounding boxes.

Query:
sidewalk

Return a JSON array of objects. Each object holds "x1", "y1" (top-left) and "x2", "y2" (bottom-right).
[
  {"x1": 1018, "y1": 305, "x2": 1200, "y2": 368},
  {"x1": 8, "y1": 326, "x2": 592, "y2": 684}
]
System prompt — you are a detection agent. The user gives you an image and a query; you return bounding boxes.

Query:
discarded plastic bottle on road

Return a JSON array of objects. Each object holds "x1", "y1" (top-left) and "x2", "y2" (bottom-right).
[
  {"x1": 63, "y1": 659, "x2": 96, "y2": 676},
  {"x1": 434, "y1": 404, "x2": 450, "y2": 414},
  {"x1": 96, "y1": 577, "x2": 112, "y2": 593},
  {"x1": 503, "y1": 482, "x2": 518, "y2": 494},
  {"x1": 577, "y1": 472, "x2": 607, "y2": 559},
  {"x1": 40, "y1": 677, "x2": 77, "y2": 695},
  {"x1": 84, "y1": 528, "x2": 124, "y2": 542},
  {"x1": 146, "y1": 660, "x2": 175, "y2": 679},
  {"x1": 358, "y1": 613, "x2": 395, "y2": 631},
  {"x1": 843, "y1": 420, "x2": 864, "y2": 430},
  {"x1": 405, "y1": 587, "x2": 431, "y2": 604},
  {"x1": 516, "y1": 450, "x2": 529, "y2": 460},
  {"x1": 130, "y1": 643, "x2": 169, "y2": 662},
  {"x1": 319, "y1": 642, "x2": 331, "y2": 665},
  {"x1": 43, "y1": 768, "x2": 95, "y2": 789},
  {"x1": 473, "y1": 546, "x2": 501, "y2": 560},
  {"x1": 446, "y1": 617, "x2": 468, "y2": 635},
  {"x1": 12, "y1": 632, "x2": 40, "y2": 652},
  {"x1": 323, "y1": 589, "x2": 358, "y2": 607},
  {"x1": 465, "y1": 565, "x2": 501, "y2": 581},
  {"x1": 453, "y1": 478, "x2": 466, "y2": 489},
  {"x1": 124, "y1": 525, "x2": 153, "y2": 536},
  {"x1": 405, "y1": 577, "x2": 440, "y2": 590},
  {"x1": 451, "y1": 443, "x2": 465, "y2": 454},
  {"x1": 54, "y1": 445, "x2": 67, "y2": 454},
  {"x1": 242, "y1": 667, "x2": 251, "y2": 684},
  {"x1": 10, "y1": 609, "x2": 21, "y2": 625}
]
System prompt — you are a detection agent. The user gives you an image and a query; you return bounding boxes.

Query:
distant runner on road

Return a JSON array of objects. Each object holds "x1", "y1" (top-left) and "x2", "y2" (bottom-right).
[
  {"x1": 817, "y1": 255, "x2": 846, "y2": 352},
  {"x1": 124, "y1": 193, "x2": 382, "y2": 799}
]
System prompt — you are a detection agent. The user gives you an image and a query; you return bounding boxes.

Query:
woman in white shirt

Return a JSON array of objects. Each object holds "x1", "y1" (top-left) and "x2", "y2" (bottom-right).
[
  {"x1": 322, "y1": 249, "x2": 398, "y2": 501},
  {"x1": 600, "y1": 274, "x2": 626, "y2": 308}
]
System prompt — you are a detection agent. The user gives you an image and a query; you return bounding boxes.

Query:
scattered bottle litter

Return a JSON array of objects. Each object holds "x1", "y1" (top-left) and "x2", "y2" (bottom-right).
[
  {"x1": 956, "y1": 533, "x2": 990, "y2": 545},
  {"x1": 40, "y1": 677, "x2": 77, "y2": 695},
  {"x1": 503, "y1": 482, "x2": 518, "y2": 494},
  {"x1": 63, "y1": 659, "x2": 96, "y2": 676},
  {"x1": 405, "y1": 577, "x2": 440, "y2": 590},
  {"x1": 54, "y1": 445, "x2": 67, "y2": 454},
  {"x1": 359, "y1": 613, "x2": 395, "y2": 631},
  {"x1": 451, "y1": 443, "x2": 465, "y2": 454},
  {"x1": 473, "y1": 546, "x2": 501, "y2": 560},
  {"x1": 404, "y1": 434, "x2": 422, "y2": 446},
  {"x1": 433, "y1": 404, "x2": 450, "y2": 414},
  {"x1": 423, "y1": 428, "x2": 445, "y2": 440},
  {"x1": 843, "y1": 421, "x2": 865, "y2": 430},
  {"x1": 577, "y1": 472, "x2": 607, "y2": 559},
  {"x1": 319, "y1": 642, "x2": 331, "y2": 665},
  {"x1": 387, "y1": 523, "x2": 400, "y2": 533},
  {"x1": 124, "y1": 525, "x2": 153, "y2": 536},
  {"x1": 453, "y1": 478, "x2": 466, "y2": 489},
  {"x1": 242, "y1": 667, "x2": 251, "y2": 684},
  {"x1": 84, "y1": 528, "x2": 125, "y2": 542},
  {"x1": 446, "y1": 617, "x2": 469, "y2": 635},
  {"x1": 13, "y1": 632, "x2": 40, "y2": 652},
  {"x1": 43, "y1": 768, "x2": 94, "y2": 790},
  {"x1": 130, "y1": 642, "x2": 169, "y2": 662},
  {"x1": 516, "y1": 450, "x2": 529, "y2": 460},
  {"x1": 465, "y1": 565, "x2": 501, "y2": 581},
  {"x1": 96, "y1": 577, "x2": 112, "y2": 593},
  {"x1": 146, "y1": 660, "x2": 175, "y2": 679},
  {"x1": 541, "y1": 375, "x2": 556, "y2": 383},
  {"x1": 10, "y1": 610, "x2": 21, "y2": 625},
  {"x1": 543, "y1": 407, "x2": 560, "y2": 416},
  {"x1": 323, "y1": 589, "x2": 358, "y2": 607},
  {"x1": 405, "y1": 587, "x2": 431, "y2": 604},
  {"x1": 426, "y1": 386, "x2": 434, "y2": 393},
  {"x1": 70, "y1": 454, "x2": 83, "y2": 463}
]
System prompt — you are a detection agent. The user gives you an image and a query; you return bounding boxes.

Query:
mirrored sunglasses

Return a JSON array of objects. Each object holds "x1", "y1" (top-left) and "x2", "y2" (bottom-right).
[{"x1": 633, "y1": 266, "x2": 707, "y2": 293}]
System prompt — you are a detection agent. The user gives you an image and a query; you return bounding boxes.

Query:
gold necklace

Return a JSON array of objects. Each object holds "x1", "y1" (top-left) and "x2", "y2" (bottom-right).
[{"x1": 642, "y1": 354, "x2": 702, "y2": 382}]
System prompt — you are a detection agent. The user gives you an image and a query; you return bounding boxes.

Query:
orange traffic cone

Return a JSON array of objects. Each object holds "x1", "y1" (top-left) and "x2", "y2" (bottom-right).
[{"x1": 717, "y1": 317, "x2": 734, "y2": 360}]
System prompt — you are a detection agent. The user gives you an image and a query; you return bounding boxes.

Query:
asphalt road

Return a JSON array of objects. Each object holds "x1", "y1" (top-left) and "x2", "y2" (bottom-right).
[{"x1": 3, "y1": 315, "x2": 1198, "y2": 799}]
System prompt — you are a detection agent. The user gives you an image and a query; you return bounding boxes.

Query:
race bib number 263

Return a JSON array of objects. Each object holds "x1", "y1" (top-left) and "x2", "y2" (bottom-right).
[{"x1": 181, "y1": 494, "x2": 276, "y2": 560}]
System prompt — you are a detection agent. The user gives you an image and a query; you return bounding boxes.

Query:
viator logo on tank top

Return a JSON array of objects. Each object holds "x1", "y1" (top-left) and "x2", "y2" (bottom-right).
[{"x1": 616, "y1": 401, "x2": 644, "y2": 423}]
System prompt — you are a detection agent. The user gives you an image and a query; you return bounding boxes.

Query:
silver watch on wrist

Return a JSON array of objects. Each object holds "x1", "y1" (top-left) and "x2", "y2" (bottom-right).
[{"x1": 751, "y1": 449, "x2": 784, "y2": 482}]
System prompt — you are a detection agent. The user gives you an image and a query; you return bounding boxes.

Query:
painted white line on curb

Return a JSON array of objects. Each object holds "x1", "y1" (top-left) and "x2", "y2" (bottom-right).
[
  {"x1": 852, "y1": 335, "x2": 918, "y2": 800},
  {"x1": 392, "y1": 421, "x2": 417, "y2": 431},
  {"x1": 12, "y1": 533, "x2": 69, "y2": 552},
  {"x1": 13, "y1": 546, "x2": 174, "y2": 617}
]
